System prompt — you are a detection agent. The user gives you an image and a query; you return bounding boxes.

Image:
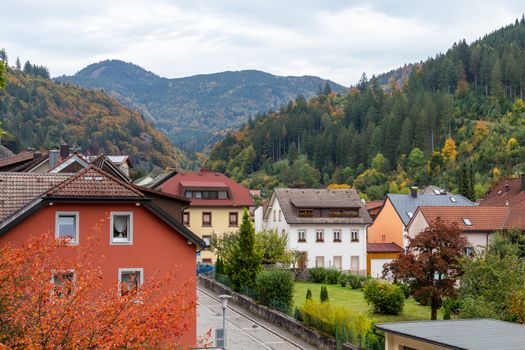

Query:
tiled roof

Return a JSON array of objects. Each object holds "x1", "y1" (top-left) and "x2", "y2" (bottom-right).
[
  {"x1": 367, "y1": 242, "x2": 403, "y2": 253},
  {"x1": 157, "y1": 169, "x2": 253, "y2": 207},
  {"x1": 418, "y1": 206, "x2": 511, "y2": 231},
  {"x1": 272, "y1": 188, "x2": 373, "y2": 225},
  {"x1": 46, "y1": 166, "x2": 143, "y2": 198},
  {"x1": 0, "y1": 172, "x2": 71, "y2": 222},
  {"x1": 387, "y1": 193, "x2": 475, "y2": 226},
  {"x1": 480, "y1": 176, "x2": 525, "y2": 207}
]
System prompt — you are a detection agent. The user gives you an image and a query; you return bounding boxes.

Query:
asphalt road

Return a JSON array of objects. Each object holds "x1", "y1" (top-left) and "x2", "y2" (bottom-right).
[{"x1": 197, "y1": 287, "x2": 315, "y2": 350}]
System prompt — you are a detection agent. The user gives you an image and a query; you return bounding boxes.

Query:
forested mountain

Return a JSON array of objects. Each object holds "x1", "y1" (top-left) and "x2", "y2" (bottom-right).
[
  {"x1": 206, "y1": 17, "x2": 525, "y2": 200},
  {"x1": 0, "y1": 67, "x2": 190, "y2": 175},
  {"x1": 56, "y1": 60, "x2": 346, "y2": 151}
]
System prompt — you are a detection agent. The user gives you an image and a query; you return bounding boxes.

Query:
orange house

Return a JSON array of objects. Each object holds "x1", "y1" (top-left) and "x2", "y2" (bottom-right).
[{"x1": 0, "y1": 166, "x2": 205, "y2": 347}]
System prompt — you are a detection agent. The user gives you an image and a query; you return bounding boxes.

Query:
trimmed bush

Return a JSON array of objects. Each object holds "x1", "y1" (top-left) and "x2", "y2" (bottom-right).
[
  {"x1": 306, "y1": 288, "x2": 312, "y2": 300},
  {"x1": 363, "y1": 280, "x2": 405, "y2": 315},
  {"x1": 339, "y1": 274, "x2": 348, "y2": 287},
  {"x1": 256, "y1": 269, "x2": 294, "y2": 310},
  {"x1": 309, "y1": 267, "x2": 327, "y2": 283},
  {"x1": 325, "y1": 268, "x2": 341, "y2": 284},
  {"x1": 396, "y1": 282, "x2": 411, "y2": 299},
  {"x1": 348, "y1": 275, "x2": 367, "y2": 289},
  {"x1": 320, "y1": 286, "x2": 329, "y2": 303}
]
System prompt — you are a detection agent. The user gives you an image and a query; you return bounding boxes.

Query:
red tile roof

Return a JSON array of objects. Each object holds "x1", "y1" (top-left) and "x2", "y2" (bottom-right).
[
  {"x1": 367, "y1": 243, "x2": 403, "y2": 253},
  {"x1": 418, "y1": 206, "x2": 511, "y2": 232},
  {"x1": 0, "y1": 172, "x2": 71, "y2": 222},
  {"x1": 480, "y1": 176, "x2": 525, "y2": 207},
  {"x1": 46, "y1": 166, "x2": 143, "y2": 198},
  {"x1": 157, "y1": 169, "x2": 254, "y2": 207}
]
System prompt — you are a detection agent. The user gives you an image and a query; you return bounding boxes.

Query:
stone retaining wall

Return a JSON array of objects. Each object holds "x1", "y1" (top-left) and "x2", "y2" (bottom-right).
[{"x1": 198, "y1": 275, "x2": 358, "y2": 350}]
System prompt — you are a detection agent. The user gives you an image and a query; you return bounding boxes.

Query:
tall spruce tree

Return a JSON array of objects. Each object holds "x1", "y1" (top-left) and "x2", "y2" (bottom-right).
[{"x1": 227, "y1": 208, "x2": 262, "y2": 291}]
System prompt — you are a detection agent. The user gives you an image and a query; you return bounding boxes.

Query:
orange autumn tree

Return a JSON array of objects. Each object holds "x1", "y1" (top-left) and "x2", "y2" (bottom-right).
[{"x1": 0, "y1": 234, "x2": 196, "y2": 349}]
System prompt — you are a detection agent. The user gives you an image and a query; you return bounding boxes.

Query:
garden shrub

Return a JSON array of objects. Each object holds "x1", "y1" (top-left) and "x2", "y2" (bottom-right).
[
  {"x1": 294, "y1": 307, "x2": 302, "y2": 321},
  {"x1": 363, "y1": 280, "x2": 405, "y2": 315},
  {"x1": 309, "y1": 267, "x2": 327, "y2": 283},
  {"x1": 396, "y1": 282, "x2": 411, "y2": 299},
  {"x1": 325, "y1": 268, "x2": 341, "y2": 284},
  {"x1": 320, "y1": 286, "x2": 329, "y2": 302},
  {"x1": 339, "y1": 274, "x2": 348, "y2": 287},
  {"x1": 255, "y1": 269, "x2": 294, "y2": 310},
  {"x1": 348, "y1": 275, "x2": 367, "y2": 289},
  {"x1": 306, "y1": 288, "x2": 312, "y2": 300}
]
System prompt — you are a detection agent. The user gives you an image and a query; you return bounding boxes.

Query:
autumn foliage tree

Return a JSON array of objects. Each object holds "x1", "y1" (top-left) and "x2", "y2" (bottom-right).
[
  {"x1": 383, "y1": 218, "x2": 467, "y2": 320},
  {"x1": 0, "y1": 234, "x2": 196, "y2": 349}
]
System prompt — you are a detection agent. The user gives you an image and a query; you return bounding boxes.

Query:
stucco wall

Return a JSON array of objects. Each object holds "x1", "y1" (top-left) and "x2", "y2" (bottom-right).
[
  {"x1": 0, "y1": 202, "x2": 197, "y2": 347},
  {"x1": 385, "y1": 333, "x2": 448, "y2": 350},
  {"x1": 367, "y1": 199, "x2": 404, "y2": 247}
]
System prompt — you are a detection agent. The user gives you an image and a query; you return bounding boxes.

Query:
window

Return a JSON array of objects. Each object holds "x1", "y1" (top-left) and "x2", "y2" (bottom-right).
[
  {"x1": 316, "y1": 230, "x2": 324, "y2": 242},
  {"x1": 229, "y1": 212, "x2": 238, "y2": 226},
  {"x1": 202, "y1": 258, "x2": 212, "y2": 263},
  {"x1": 202, "y1": 212, "x2": 212, "y2": 226},
  {"x1": 202, "y1": 235, "x2": 211, "y2": 249},
  {"x1": 333, "y1": 256, "x2": 342, "y2": 270},
  {"x1": 273, "y1": 210, "x2": 276, "y2": 222},
  {"x1": 406, "y1": 211, "x2": 413, "y2": 219},
  {"x1": 110, "y1": 212, "x2": 133, "y2": 244},
  {"x1": 351, "y1": 231, "x2": 359, "y2": 242},
  {"x1": 183, "y1": 211, "x2": 190, "y2": 226},
  {"x1": 315, "y1": 256, "x2": 325, "y2": 267},
  {"x1": 56, "y1": 212, "x2": 79, "y2": 244},
  {"x1": 381, "y1": 234, "x2": 386, "y2": 241},
  {"x1": 298, "y1": 230, "x2": 306, "y2": 242},
  {"x1": 464, "y1": 246, "x2": 474, "y2": 257},
  {"x1": 185, "y1": 191, "x2": 192, "y2": 199},
  {"x1": 195, "y1": 191, "x2": 202, "y2": 199},
  {"x1": 118, "y1": 268, "x2": 143, "y2": 296},
  {"x1": 462, "y1": 218, "x2": 473, "y2": 226},
  {"x1": 278, "y1": 210, "x2": 282, "y2": 221},
  {"x1": 298, "y1": 209, "x2": 313, "y2": 217},
  {"x1": 333, "y1": 230, "x2": 341, "y2": 242},
  {"x1": 450, "y1": 197, "x2": 457, "y2": 203},
  {"x1": 329, "y1": 209, "x2": 359, "y2": 217},
  {"x1": 350, "y1": 256, "x2": 360, "y2": 271},
  {"x1": 52, "y1": 271, "x2": 75, "y2": 297},
  {"x1": 218, "y1": 191, "x2": 228, "y2": 199}
]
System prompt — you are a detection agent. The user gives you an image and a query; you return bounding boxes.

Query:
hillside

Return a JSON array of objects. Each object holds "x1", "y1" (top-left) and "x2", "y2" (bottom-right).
[
  {"x1": 0, "y1": 68, "x2": 191, "y2": 175},
  {"x1": 56, "y1": 61, "x2": 346, "y2": 151},
  {"x1": 206, "y1": 17, "x2": 525, "y2": 200}
]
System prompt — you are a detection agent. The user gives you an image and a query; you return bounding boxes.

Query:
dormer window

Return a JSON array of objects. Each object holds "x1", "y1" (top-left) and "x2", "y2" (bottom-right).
[
  {"x1": 462, "y1": 218, "x2": 473, "y2": 226},
  {"x1": 298, "y1": 209, "x2": 313, "y2": 217},
  {"x1": 329, "y1": 209, "x2": 359, "y2": 217}
]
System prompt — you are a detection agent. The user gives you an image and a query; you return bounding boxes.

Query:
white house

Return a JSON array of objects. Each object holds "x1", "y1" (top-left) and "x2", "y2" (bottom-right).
[{"x1": 255, "y1": 188, "x2": 373, "y2": 274}]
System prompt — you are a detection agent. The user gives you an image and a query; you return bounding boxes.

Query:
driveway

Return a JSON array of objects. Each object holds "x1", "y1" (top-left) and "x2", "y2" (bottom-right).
[{"x1": 197, "y1": 287, "x2": 315, "y2": 350}]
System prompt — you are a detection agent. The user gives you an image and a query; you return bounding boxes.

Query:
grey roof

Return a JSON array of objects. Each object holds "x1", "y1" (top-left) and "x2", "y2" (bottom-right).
[
  {"x1": 375, "y1": 319, "x2": 525, "y2": 350},
  {"x1": 0, "y1": 145, "x2": 15, "y2": 160},
  {"x1": 418, "y1": 185, "x2": 451, "y2": 195},
  {"x1": 272, "y1": 188, "x2": 372, "y2": 225},
  {"x1": 387, "y1": 193, "x2": 475, "y2": 226}
]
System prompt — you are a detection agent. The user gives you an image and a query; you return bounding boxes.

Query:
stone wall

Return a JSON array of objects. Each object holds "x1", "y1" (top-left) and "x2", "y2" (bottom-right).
[{"x1": 198, "y1": 275, "x2": 358, "y2": 350}]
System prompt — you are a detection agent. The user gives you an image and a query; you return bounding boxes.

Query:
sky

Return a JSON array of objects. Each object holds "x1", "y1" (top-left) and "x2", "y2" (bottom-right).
[{"x1": 1, "y1": 1, "x2": 523, "y2": 86}]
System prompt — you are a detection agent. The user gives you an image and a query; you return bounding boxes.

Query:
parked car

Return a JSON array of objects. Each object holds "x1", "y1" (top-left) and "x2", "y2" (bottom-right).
[{"x1": 197, "y1": 263, "x2": 215, "y2": 275}]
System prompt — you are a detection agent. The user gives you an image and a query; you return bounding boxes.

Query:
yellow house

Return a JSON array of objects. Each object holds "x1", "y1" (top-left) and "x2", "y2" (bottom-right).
[{"x1": 153, "y1": 168, "x2": 254, "y2": 263}]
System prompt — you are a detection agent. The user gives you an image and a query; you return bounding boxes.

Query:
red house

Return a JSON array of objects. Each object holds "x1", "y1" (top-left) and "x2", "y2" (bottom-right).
[{"x1": 0, "y1": 166, "x2": 204, "y2": 346}]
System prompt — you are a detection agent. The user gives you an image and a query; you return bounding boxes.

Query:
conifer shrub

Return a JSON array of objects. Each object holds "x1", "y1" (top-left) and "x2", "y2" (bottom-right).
[
  {"x1": 320, "y1": 286, "x2": 329, "y2": 303},
  {"x1": 325, "y1": 268, "x2": 341, "y2": 284},
  {"x1": 306, "y1": 288, "x2": 312, "y2": 300},
  {"x1": 255, "y1": 269, "x2": 294, "y2": 310},
  {"x1": 309, "y1": 267, "x2": 327, "y2": 283},
  {"x1": 363, "y1": 280, "x2": 404, "y2": 315}
]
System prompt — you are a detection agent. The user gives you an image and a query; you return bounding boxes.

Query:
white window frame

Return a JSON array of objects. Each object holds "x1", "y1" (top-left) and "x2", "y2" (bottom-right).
[
  {"x1": 333, "y1": 229, "x2": 341, "y2": 242},
  {"x1": 351, "y1": 230, "x2": 359, "y2": 242},
  {"x1": 55, "y1": 211, "x2": 79, "y2": 245},
  {"x1": 298, "y1": 229, "x2": 306, "y2": 242},
  {"x1": 110, "y1": 212, "x2": 133, "y2": 245},
  {"x1": 118, "y1": 268, "x2": 144, "y2": 296},
  {"x1": 316, "y1": 229, "x2": 324, "y2": 242}
]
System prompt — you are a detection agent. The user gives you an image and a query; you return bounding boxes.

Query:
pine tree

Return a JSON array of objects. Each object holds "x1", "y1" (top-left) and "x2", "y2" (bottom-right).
[
  {"x1": 15, "y1": 56, "x2": 21, "y2": 70},
  {"x1": 227, "y1": 208, "x2": 262, "y2": 291},
  {"x1": 0, "y1": 48, "x2": 7, "y2": 63},
  {"x1": 306, "y1": 288, "x2": 312, "y2": 300},
  {"x1": 320, "y1": 286, "x2": 329, "y2": 303}
]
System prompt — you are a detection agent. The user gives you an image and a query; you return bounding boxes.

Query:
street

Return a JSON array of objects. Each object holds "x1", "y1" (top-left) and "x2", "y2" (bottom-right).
[{"x1": 197, "y1": 287, "x2": 315, "y2": 350}]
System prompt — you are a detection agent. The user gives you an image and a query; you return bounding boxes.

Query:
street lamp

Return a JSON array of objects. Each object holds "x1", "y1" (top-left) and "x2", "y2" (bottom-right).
[{"x1": 218, "y1": 294, "x2": 232, "y2": 348}]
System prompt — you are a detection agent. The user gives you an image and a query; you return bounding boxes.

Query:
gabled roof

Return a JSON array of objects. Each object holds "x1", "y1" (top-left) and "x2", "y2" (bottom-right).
[
  {"x1": 144, "y1": 169, "x2": 178, "y2": 189},
  {"x1": 107, "y1": 155, "x2": 132, "y2": 167},
  {"x1": 387, "y1": 193, "x2": 475, "y2": 226},
  {"x1": 416, "y1": 206, "x2": 511, "y2": 232},
  {"x1": 157, "y1": 169, "x2": 253, "y2": 207},
  {"x1": 269, "y1": 188, "x2": 372, "y2": 225},
  {"x1": 88, "y1": 153, "x2": 131, "y2": 182},
  {"x1": 48, "y1": 153, "x2": 89, "y2": 173},
  {"x1": 480, "y1": 176, "x2": 525, "y2": 207},
  {"x1": 0, "y1": 172, "x2": 71, "y2": 222},
  {"x1": 367, "y1": 242, "x2": 403, "y2": 253}
]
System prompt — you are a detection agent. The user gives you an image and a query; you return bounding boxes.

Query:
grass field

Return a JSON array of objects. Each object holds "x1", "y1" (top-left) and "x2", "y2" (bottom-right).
[{"x1": 294, "y1": 282, "x2": 441, "y2": 323}]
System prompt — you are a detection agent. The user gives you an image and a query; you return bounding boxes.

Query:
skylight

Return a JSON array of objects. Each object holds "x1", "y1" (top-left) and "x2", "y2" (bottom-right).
[
  {"x1": 462, "y1": 218, "x2": 472, "y2": 226},
  {"x1": 406, "y1": 211, "x2": 413, "y2": 218},
  {"x1": 433, "y1": 189, "x2": 441, "y2": 195},
  {"x1": 450, "y1": 197, "x2": 457, "y2": 203}
]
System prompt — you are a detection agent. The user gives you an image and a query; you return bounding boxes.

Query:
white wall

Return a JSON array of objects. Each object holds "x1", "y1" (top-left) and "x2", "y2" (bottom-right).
[
  {"x1": 370, "y1": 258, "x2": 394, "y2": 279},
  {"x1": 254, "y1": 206, "x2": 264, "y2": 233}
]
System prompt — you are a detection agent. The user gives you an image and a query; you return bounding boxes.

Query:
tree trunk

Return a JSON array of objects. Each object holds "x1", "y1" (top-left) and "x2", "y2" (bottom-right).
[{"x1": 431, "y1": 306, "x2": 438, "y2": 320}]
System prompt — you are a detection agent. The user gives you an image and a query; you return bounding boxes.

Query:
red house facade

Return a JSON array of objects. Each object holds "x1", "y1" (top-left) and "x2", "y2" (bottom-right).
[{"x1": 0, "y1": 166, "x2": 204, "y2": 346}]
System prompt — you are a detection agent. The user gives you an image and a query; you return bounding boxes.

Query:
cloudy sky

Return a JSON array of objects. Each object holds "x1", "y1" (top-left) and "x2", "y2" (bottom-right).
[{"x1": 1, "y1": 1, "x2": 523, "y2": 86}]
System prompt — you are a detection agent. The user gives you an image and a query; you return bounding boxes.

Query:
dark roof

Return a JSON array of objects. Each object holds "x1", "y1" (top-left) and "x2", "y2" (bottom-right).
[
  {"x1": 0, "y1": 150, "x2": 43, "y2": 171},
  {"x1": 0, "y1": 172, "x2": 71, "y2": 222},
  {"x1": 88, "y1": 154, "x2": 131, "y2": 182},
  {"x1": 271, "y1": 188, "x2": 372, "y2": 225},
  {"x1": 157, "y1": 169, "x2": 254, "y2": 207},
  {"x1": 480, "y1": 176, "x2": 525, "y2": 207},
  {"x1": 417, "y1": 206, "x2": 511, "y2": 232},
  {"x1": 375, "y1": 319, "x2": 525, "y2": 350},
  {"x1": 387, "y1": 193, "x2": 475, "y2": 226},
  {"x1": 367, "y1": 243, "x2": 403, "y2": 253},
  {"x1": 145, "y1": 169, "x2": 178, "y2": 188},
  {"x1": 0, "y1": 145, "x2": 15, "y2": 160}
]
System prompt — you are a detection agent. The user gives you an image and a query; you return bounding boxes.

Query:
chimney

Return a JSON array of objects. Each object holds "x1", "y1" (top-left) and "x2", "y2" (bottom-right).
[
  {"x1": 49, "y1": 148, "x2": 59, "y2": 168},
  {"x1": 33, "y1": 150, "x2": 42, "y2": 161},
  {"x1": 521, "y1": 174, "x2": 525, "y2": 192},
  {"x1": 60, "y1": 142, "x2": 69, "y2": 159},
  {"x1": 410, "y1": 186, "x2": 418, "y2": 198}
]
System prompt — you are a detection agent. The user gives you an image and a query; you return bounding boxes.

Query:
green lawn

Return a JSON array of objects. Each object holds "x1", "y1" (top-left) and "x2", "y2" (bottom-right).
[{"x1": 294, "y1": 282, "x2": 441, "y2": 323}]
